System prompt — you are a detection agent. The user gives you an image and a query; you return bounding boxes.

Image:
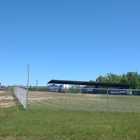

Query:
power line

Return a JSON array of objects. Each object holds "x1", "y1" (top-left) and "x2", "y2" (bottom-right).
[{"x1": 30, "y1": 72, "x2": 37, "y2": 80}]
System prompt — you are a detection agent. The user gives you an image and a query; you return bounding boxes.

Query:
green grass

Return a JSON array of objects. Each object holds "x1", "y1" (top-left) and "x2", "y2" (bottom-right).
[
  {"x1": 28, "y1": 91, "x2": 140, "y2": 112},
  {"x1": 0, "y1": 91, "x2": 140, "y2": 139},
  {"x1": 0, "y1": 106, "x2": 140, "y2": 140}
]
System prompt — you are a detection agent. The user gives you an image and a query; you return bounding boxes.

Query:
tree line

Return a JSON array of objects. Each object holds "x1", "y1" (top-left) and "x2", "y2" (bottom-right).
[{"x1": 95, "y1": 72, "x2": 140, "y2": 89}]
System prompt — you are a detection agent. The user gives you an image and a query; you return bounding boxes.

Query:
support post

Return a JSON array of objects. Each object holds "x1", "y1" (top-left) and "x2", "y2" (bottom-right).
[
  {"x1": 65, "y1": 90, "x2": 67, "y2": 110},
  {"x1": 107, "y1": 86, "x2": 109, "y2": 112}
]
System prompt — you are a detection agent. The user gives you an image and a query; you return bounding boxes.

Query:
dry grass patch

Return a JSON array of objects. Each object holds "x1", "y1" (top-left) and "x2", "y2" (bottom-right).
[{"x1": 0, "y1": 92, "x2": 15, "y2": 108}]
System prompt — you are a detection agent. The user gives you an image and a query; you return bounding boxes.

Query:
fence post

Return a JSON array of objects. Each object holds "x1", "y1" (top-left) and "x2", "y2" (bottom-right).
[
  {"x1": 107, "y1": 87, "x2": 109, "y2": 112},
  {"x1": 65, "y1": 90, "x2": 67, "y2": 110}
]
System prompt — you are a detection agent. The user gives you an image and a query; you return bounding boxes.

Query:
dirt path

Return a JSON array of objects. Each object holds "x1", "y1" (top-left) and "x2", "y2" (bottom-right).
[{"x1": 0, "y1": 92, "x2": 15, "y2": 108}]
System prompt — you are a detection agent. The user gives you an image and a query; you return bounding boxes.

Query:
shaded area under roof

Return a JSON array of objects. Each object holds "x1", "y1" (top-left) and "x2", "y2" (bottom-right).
[{"x1": 47, "y1": 79, "x2": 133, "y2": 88}]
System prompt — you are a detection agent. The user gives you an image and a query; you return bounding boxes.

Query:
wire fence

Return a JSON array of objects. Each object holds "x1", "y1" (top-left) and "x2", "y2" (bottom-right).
[
  {"x1": 13, "y1": 86, "x2": 28, "y2": 110},
  {"x1": 28, "y1": 88, "x2": 140, "y2": 112}
]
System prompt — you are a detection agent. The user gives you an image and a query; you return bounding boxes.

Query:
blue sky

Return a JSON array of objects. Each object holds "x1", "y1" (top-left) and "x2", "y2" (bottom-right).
[{"x1": 0, "y1": 0, "x2": 140, "y2": 86}]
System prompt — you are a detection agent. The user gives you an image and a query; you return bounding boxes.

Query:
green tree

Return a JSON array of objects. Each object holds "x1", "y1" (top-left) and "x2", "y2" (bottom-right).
[
  {"x1": 106, "y1": 73, "x2": 121, "y2": 83},
  {"x1": 87, "y1": 80, "x2": 95, "y2": 88},
  {"x1": 120, "y1": 73, "x2": 127, "y2": 84},
  {"x1": 95, "y1": 72, "x2": 140, "y2": 89},
  {"x1": 96, "y1": 75, "x2": 107, "y2": 83},
  {"x1": 126, "y1": 72, "x2": 139, "y2": 88}
]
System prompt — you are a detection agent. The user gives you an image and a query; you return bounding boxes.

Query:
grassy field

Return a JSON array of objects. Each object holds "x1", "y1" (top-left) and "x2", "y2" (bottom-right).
[
  {"x1": 0, "y1": 91, "x2": 140, "y2": 140},
  {"x1": 28, "y1": 91, "x2": 140, "y2": 112}
]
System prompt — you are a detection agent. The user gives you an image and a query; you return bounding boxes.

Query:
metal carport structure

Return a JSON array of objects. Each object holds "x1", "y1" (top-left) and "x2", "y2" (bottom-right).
[{"x1": 47, "y1": 79, "x2": 132, "y2": 88}]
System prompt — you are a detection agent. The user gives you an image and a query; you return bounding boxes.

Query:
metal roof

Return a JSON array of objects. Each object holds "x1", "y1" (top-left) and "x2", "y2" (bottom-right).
[{"x1": 47, "y1": 79, "x2": 132, "y2": 87}]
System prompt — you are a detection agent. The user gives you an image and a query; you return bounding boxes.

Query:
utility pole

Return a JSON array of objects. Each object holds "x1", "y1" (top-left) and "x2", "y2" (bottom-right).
[
  {"x1": 36, "y1": 79, "x2": 38, "y2": 91},
  {"x1": 27, "y1": 64, "x2": 29, "y2": 88}
]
